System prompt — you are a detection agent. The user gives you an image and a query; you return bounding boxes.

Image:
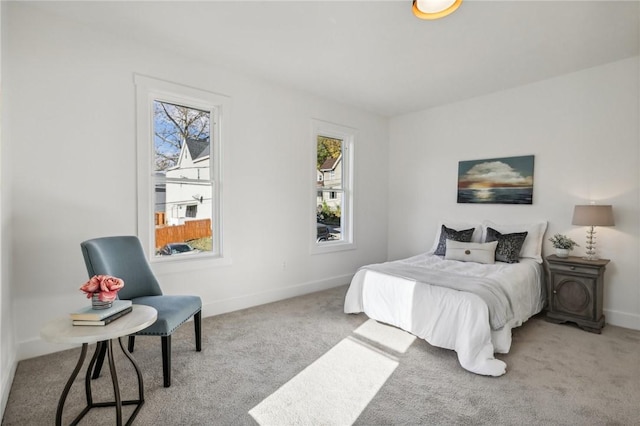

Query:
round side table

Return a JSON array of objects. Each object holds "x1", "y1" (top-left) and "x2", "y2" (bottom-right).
[{"x1": 41, "y1": 304, "x2": 157, "y2": 426}]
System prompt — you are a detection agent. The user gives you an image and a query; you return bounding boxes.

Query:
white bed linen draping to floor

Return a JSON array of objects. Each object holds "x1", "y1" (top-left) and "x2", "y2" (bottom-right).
[{"x1": 344, "y1": 253, "x2": 545, "y2": 376}]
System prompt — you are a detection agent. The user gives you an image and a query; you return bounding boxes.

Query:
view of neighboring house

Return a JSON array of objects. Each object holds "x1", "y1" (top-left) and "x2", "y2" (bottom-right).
[
  {"x1": 163, "y1": 138, "x2": 212, "y2": 226},
  {"x1": 317, "y1": 154, "x2": 342, "y2": 212},
  {"x1": 154, "y1": 172, "x2": 167, "y2": 224},
  {"x1": 316, "y1": 154, "x2": 343, "y2": 241}
]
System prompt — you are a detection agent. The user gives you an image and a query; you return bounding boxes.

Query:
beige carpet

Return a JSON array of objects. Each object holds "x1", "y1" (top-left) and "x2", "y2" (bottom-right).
[
  {"x1": 3, "y1": 285, "x2": 640, "y2": 425},
  {"x1": 249, "y1": 320, "x2": 416, "y2": 425},
  {"x1": 249, "y1": 336, "x2": 399, "y2": 425}
]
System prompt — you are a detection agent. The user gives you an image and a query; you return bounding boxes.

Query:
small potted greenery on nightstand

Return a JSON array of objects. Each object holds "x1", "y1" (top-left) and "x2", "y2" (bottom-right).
[{"x1": 549, "y1": 234, "x2": 578, "y2": 258}]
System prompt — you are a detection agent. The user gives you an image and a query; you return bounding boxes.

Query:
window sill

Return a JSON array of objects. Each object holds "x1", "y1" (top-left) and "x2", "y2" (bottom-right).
[
  {"x1": 150, "y1": 253, "x2": 233, "y2": 275},
  {"x1": 310, "y1": 241, "x2": 357, "y2": 255}
]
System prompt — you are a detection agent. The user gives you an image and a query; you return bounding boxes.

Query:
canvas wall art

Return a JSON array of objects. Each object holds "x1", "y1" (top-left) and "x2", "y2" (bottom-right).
[{"x1": 457, "y1": 155, "x2": 534, "y2": 204}]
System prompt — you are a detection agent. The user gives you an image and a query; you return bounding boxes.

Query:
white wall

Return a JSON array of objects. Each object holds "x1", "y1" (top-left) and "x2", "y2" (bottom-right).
[
  {"x1": 0, "y1": 2, "x2": 16, "y2": 420},
  {"x1": 389, "y1": 57, "x2": 640, "y2": 330},
  {"x1": 2, "y1": 3, "x2": 389, "y2": 361}
]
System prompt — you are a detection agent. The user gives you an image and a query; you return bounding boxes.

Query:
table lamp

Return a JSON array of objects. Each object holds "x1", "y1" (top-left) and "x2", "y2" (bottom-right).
[{"x1": 571, "y1": 204, "x2": 614, "y2": 260}]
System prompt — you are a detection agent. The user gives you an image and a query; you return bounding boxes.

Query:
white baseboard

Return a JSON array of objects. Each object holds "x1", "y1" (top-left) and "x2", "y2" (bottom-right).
[
  {"x1": 604, "y1": 308, "x2": 640, "y2": 331},
  {"x1": 201, "y1": 274, "x2": 352, "y2": 318},
  {"x1": 18, "y1": 338, "x2": 77, "y2": 362},
  {"x1": 0, "y1": 354, "x2": 17, "y2": 421},
  {"x1": 16, "y1": 274, "x2": 353, "y2": 361}
]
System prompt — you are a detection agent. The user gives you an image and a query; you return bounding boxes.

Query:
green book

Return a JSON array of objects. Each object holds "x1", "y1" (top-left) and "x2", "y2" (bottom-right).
[{"x1": 70, "y1": 300, "x2": 132, "y2": 321}]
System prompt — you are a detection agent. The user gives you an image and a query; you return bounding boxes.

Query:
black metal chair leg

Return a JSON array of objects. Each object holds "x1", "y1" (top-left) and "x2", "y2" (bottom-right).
[
  {"x1": 161, "y1": 335, "x2": 171, "y2": 387},
  {"x1": 128, "y1": 335, "x2": 136, "y2": 353},
  {"x1": 91, "y1": 341, "x2": 107, "y2": 379},
  {"x1": 194, "y1": 311, "x2": 202, "y2": 352}
]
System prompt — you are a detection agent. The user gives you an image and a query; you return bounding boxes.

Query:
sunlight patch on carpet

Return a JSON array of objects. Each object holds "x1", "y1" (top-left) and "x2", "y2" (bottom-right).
[
  {"x1": 354, "y1": 319, "x2": 416, "y2": 353},
  {"x1": 249, "y1": 337, "x2": 398, "y2": 426}
]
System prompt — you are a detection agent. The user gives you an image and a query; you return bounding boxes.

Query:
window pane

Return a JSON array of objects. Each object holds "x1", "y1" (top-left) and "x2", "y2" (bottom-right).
[
  {"x1": 316, "y1": 136, "x2": 344, "y2": 244},
  {"x1": 153, "y1": 100, "x2": 211, "y2": 180},
  {"x1": 316, "y1": 191, "x2": 343, "y2": 243},
  {"x1": 154, "y1": 180, "x2": 214, "y2": 256},
  {"x1": 153, "y1": 100, "x2": 213, "y2": 256},
  {"x1": 317, "y1": 136, "x2": 343, "y2": 190}
]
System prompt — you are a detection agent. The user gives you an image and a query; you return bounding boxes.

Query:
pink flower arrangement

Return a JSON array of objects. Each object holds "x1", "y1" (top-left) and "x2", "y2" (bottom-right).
[{"x1": 80, "y1": 275, "x2": 125, "y2": 302}]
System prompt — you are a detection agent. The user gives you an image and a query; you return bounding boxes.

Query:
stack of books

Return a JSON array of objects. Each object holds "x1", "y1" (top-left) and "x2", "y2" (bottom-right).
[{"x1": 70, "y1": 300, "x2": 133, "y2": 326}]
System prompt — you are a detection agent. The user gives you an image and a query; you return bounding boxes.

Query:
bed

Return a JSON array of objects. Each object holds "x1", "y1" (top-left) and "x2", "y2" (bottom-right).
[{"x1": 344, "y1": 220, "x2": 547, "y2": 376}]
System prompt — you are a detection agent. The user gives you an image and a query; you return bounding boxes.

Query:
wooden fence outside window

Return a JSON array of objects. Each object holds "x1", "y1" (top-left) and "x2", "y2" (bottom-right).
[{"x1": 155, "y1": 218, "x2": 212, "y2": 248}]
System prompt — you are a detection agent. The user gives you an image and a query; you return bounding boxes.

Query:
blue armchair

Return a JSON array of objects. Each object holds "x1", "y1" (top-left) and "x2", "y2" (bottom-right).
[{"x1": 80, "y1": 236, "x2": 202, "y2": 387}]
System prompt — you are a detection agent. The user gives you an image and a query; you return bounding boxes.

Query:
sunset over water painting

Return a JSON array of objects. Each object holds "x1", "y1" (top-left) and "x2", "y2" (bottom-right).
[{"x1": 457, "y1": 155, "x2": 534, "y2": 204}]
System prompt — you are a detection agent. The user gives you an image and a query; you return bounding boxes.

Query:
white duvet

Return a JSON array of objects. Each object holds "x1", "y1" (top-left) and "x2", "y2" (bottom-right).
[{"x1": 344, "y1": 253, "x2": 545, "y2": 376}]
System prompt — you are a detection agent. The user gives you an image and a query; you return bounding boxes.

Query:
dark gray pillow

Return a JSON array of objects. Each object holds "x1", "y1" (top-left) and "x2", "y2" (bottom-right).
[
  {"x1": 485, "y1": 227, "x2": 528, "y2": 263},
  {"x1": 434, "y1": 225, "x2": 475, "y2": 256}
]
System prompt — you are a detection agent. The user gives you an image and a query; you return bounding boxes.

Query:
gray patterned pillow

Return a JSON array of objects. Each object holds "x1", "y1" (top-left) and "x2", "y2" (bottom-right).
[
  {"x1": 485, "y1": 227, "x2": 528, "y2": 263},
  {"x1": 434, "y1": 225, "x2": 475, "y2": 256}
]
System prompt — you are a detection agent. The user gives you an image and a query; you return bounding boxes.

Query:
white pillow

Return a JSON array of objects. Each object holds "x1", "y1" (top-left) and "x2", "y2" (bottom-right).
[
  {"x1": 445, "y1": 240, "x2": 498, "y2": 264},
  {"x1": 428, "y1": 221, "x2": 483, "y2": 254},
  {"x1": 481, "y1": 220, "x2": 548, "y2": 263}
]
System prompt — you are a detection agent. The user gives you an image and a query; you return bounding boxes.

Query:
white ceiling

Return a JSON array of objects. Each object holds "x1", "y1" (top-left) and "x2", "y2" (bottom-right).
[{"x1": 26, "y1": 0, "x2": 640, "y2": 117}]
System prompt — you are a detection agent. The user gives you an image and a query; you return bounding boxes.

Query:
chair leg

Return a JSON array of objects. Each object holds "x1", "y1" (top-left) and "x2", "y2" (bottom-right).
[
  {"x1": 128, "y1": 335, "x2": 136, "y2": 353},
  {"x1": 194, "y1": 311, "x2": 202, "y2": 352},
  {"x1": 91, "y1": 341, "x2": 107, "y2": 379},
  {"x1": 161, "y1": 335, "x2": 171, "y2": 387}
]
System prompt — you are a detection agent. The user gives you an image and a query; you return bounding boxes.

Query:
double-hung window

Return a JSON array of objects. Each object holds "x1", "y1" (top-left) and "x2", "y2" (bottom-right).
[
  {"x1": 135, "y1": 75, "x2": 229, "y2": 262},
  {"x1": 312, "y1": 120, "x2": 355, "y2": 253}
]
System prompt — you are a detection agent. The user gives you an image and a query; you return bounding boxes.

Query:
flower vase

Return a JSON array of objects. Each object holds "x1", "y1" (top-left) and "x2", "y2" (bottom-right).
[
  {"x1": 92, "y1": 293, "x2": 112, "y2": 310},
  {"x1": 555, "y1": 248, "x2": 570, "y2": 258}
]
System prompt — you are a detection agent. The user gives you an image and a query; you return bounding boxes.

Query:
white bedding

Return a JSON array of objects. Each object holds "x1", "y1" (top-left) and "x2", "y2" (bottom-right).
[{"x1": 344, "y1": 252, "x2": 545, "y2": 376}]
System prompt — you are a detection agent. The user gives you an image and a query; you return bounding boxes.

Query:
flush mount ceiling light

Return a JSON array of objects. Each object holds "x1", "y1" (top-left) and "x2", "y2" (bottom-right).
[{"x1": 412, "y1": 0, "x2": 462, "y2": 20}]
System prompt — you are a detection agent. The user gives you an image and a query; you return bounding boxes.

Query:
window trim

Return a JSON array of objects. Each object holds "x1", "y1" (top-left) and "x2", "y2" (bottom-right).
[
  {"x1": 134, "y1": 74, "x2": 230, "y2": 265},
  {"x1": 311, "y1": 119, "x2": 356, "y2": 254}
]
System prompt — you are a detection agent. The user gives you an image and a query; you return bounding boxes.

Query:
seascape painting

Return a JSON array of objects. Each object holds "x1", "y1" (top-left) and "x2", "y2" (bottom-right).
[{"x1": 457, "y1": 155, "x2": 534, "y2": 204}]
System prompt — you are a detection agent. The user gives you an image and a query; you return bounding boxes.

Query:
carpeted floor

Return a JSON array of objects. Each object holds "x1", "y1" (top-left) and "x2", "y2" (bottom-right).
[{"x1": 3, "y1": 285, "x2": 640, "y2": 425}]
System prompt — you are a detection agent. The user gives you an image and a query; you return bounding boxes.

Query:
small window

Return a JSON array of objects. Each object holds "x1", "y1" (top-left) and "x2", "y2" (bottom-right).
[
  {"x1": 312, "y1": 120, "x2": 355, "y2": 253},
  {"x1": 185, "y1": 205, "x2": 198, "y2": 218}
]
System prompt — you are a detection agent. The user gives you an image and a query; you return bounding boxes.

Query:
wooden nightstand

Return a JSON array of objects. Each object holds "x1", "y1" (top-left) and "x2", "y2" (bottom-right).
[{"x1": 545, "y1": 255, "x2": 610, "y2": 334}]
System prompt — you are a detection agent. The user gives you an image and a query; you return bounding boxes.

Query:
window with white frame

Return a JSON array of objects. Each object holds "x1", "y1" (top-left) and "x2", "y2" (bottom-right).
[
  {"x1": 135, "y1": 75, "x2": 229, "y2": 261},
  {"x1": 312, "y1": 120, "x2": 355, "y2": 253}
]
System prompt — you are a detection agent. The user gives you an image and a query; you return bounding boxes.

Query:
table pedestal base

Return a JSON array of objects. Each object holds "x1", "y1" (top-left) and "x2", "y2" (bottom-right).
[{"x1": 56, "y1": 337, "x2": 145, "y2": 426}]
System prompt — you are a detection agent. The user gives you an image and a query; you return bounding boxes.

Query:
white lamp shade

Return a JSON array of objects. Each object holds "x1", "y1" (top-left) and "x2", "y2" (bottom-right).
[{"x1": 571, "y1": 205, "x2": 614, "y2": 226}]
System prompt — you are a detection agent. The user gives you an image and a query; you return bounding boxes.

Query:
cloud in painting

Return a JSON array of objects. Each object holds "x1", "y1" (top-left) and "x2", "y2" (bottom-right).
[{"x1": 458, "y1": 161, "x2": 533, "y2": 189}]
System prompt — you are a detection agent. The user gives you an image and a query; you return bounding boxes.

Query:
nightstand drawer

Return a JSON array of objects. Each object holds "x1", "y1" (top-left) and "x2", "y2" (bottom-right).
[{"x1": 547, "y1": 262, "x2": 599, "y2": 276}]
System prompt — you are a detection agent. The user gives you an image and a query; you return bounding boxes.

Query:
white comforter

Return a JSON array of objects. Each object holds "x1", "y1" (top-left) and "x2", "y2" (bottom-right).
[{"x1": 344, "y1": 253, "x2": 545, "y2": 376}]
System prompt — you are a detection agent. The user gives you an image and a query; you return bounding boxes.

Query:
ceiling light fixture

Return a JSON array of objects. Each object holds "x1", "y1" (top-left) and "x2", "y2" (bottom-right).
[{"x1": 412, "y1": 0, "x2": 462, "y2": 20}]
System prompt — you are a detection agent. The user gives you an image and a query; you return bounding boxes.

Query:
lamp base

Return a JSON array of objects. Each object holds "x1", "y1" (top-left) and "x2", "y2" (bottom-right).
[{"x1": 583, "y1": 226, "x2": 598, "y2": 262}]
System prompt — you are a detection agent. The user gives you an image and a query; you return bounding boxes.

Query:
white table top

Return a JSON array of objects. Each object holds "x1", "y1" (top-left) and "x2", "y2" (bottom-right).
[{"x1": 41, "y1": 305, "x2": 158, "y2": 345}]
